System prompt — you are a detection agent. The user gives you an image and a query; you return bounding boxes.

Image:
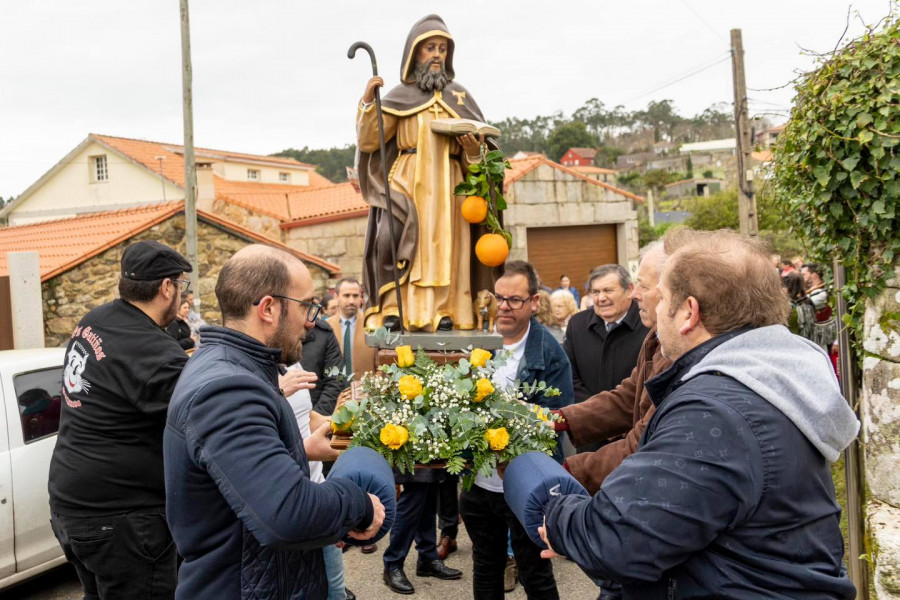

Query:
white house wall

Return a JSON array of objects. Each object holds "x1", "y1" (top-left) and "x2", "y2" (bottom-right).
[{"x1": 8, "y1": 141, "x2": 182, "y2": 226}]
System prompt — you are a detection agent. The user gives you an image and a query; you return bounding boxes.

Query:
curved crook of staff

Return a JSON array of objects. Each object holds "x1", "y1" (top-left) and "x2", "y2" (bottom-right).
[{"x1": 348, "y1": 41, "x2": 405, "y2": 335}]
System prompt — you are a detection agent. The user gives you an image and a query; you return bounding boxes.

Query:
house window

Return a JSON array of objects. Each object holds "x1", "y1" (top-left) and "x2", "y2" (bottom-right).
[
  {"x1": 247, "y1": 169, "x2": 260, "y2": 181},
  {"x1": 279, "y1": 172, "x2": 290, "y2": 183},
  {"x1": 91, "y1": 155, "x2": 108, "y2": 182}
]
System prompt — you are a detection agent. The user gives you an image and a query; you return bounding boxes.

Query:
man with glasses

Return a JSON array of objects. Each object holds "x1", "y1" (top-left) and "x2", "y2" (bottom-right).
[
  {"x1": 50, "y1": 240, "x2": 193, "y2": 599},
  {"x1": 164, "y1": 244, "x2": 384, "y2": 600},
  {"x1": 562, "y1": 265, "x2": 648, "y2": 453},
  {"x1": 458, "y1": 260, "x2": 573, "y2": 600}
]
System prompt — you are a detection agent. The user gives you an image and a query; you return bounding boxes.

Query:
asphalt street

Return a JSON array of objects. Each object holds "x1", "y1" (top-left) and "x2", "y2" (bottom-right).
[{"x1": 5, "y1": 525, "x2": 598, "y2": 599}]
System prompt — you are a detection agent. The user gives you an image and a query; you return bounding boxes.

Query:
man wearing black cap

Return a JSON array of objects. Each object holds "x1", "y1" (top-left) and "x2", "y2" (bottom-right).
[{"x1": 49, "y1": 240, "x2": 193, "y2": 600}]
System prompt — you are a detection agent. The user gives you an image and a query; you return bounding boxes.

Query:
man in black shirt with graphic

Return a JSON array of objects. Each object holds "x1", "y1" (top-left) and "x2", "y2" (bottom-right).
[{"x1": 49, "y1": 240, "x2": 192, "y2": 600}]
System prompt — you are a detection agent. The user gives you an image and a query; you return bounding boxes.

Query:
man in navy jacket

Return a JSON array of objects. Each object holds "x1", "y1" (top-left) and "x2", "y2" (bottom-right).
[
  {"x1": 164, "y1": 245, "x2": 385, "y2": 600},
  {"x1": 540, "y1": 229, "x2": 858, "y2": 599}
]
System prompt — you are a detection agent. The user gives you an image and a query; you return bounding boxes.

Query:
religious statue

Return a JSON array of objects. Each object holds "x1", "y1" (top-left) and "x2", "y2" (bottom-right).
[{"x1": 356, "y1": 14, "x2": 497, "y2": 333}]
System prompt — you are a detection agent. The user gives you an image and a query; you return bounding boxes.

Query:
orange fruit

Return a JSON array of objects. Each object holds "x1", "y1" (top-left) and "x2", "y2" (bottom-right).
[
  {"x1": 475, "y1": 233, "x2": 510, "y2": 267},
  {"x1": 461, "y1": 196, "x2": 488, "y2": 224}
]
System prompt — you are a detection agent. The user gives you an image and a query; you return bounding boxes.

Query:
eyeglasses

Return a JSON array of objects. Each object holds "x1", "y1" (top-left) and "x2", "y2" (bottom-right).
[
  {"x1": 172, "y1": 279, "x2": 191, "y2": 292},
  {"x1": 494, "y1": 295, "x2": 533, "y2": 310},
  {"x1": 253, "y1": 294, "x2": 322, "y2": 322}
]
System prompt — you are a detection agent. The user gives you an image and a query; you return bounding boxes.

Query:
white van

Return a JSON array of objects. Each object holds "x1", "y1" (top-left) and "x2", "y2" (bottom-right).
[{"x1": 0, "y1": 348, "x2": 67, "y2": 590}]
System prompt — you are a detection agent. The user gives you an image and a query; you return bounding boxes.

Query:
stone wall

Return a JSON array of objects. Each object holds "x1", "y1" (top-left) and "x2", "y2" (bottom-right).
[
  {"x1": 42, "y1": 214, "x2": 333, "y2": 347},
  {"x1": 211, "y1": 198, "x2": 284, "y2": 242},
  {"x1": 284, "y1": 216, "x2": 368, "y2": 284},
  {"x1": 504, "y1": 163, "x2": 640, "y2": 268},
  {"x1": 862, "y1": 261, "x2": 900, "y2": 598}
]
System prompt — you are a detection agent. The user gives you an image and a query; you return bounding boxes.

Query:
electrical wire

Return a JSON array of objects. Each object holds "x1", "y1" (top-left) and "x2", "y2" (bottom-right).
[
  {"x1": 622, "y1": 52, "x2": 732, "y2": 106},
  {"x1": 676, "y1": 0, "x2": 729, "y2": 43}
]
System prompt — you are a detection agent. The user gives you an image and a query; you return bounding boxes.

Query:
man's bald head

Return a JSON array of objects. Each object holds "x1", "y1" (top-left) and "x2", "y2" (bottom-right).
[{"x1": 216, "y1": 245, "x2": 310, "y2": 323}]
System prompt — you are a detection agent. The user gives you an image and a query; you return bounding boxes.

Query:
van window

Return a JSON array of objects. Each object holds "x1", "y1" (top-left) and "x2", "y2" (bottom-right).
[{"x1": 14, "y1": 367, "x2": 63, "y2": 443}]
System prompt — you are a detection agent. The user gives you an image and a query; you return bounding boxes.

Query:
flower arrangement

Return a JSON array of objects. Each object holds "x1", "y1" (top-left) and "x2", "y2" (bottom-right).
[{"x1": 330, "y1": 343, "x2": 561, "y2": 489}]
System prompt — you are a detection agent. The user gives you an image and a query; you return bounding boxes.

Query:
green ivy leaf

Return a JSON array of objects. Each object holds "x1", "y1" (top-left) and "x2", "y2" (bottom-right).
[{"x1": 840, "y1": 156, "x2": 860, "y2": 171}]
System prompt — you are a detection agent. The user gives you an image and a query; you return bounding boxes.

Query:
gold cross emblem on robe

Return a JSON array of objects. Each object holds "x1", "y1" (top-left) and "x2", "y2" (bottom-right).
[
  {"x1": 428, "y1": 104, "x2": 445, "y2": 118},
  {"x1": 451, "y1": 90, "x2": 467, "y2": 105}
]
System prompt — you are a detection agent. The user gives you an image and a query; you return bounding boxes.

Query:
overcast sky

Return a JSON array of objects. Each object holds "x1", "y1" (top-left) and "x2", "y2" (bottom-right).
[{"x1": 0, "y1": 0, "x2": 892, "y2": 199}]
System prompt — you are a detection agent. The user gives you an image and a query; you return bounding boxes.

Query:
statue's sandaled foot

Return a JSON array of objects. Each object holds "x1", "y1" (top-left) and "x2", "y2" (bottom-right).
[
  {"x1": 383, "y1": 316, "x2": 402, "y2": 332},
  {"x1": 437, "y1": 317, "x2": 454, "y2": 332}
]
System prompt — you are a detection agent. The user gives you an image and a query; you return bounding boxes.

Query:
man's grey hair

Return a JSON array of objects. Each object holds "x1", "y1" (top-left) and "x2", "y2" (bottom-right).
[
  {"x1": 414, "y1": 60, "x2": 449, "y2": 92},
  {"x1": 639, "y1": 240, "x2": 665, "y2": 261},
  {"x1": 588, "y1": 264, "x2": 632, "y2": 291}
]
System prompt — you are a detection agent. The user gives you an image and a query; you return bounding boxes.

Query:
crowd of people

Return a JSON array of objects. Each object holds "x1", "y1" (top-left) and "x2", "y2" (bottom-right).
[{"x1": 48, "y1": 228, "x2": 859, "y2": 600}]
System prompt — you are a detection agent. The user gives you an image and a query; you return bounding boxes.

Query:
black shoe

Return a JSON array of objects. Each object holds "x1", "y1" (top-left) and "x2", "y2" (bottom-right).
[
  {"x1": 384, "y1": 568, "x2": 415, "y2": 594},
  {"x1": 437, "y1": 317, "x2": 454, "y2": 331},
  {"x1": 383, "y1": 316, "x2": 401, "y2": 332},
  {"x1": 345, "y1": 589, "x2": 356, "y2": 600},
  {"x1": 416, "y1": 559, "x2": 462, "y2": 580}
]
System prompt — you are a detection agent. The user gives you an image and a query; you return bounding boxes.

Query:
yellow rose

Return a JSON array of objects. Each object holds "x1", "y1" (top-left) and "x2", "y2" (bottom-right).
[
  {"x1": 395, "y1": 345, "x2": 415, "y2": 368},
  {"x1": 380, "y1": 423, "x2": 409, "y2": 450},
  {"x1": 331, "y1": 417, "x2": 354, "y2": 433},
  {"x1": 485, "y1": 427, "x2": 510, "y2": 451},
  {"x1": 474, "y1": 378, "x2": 494, "y2": 402},
  {"x1": 470, "y1": 348, "x2": 492, "y2": 368},
  {"x1": 398, "y1": 375, "x2": 423, "y2": 400}
]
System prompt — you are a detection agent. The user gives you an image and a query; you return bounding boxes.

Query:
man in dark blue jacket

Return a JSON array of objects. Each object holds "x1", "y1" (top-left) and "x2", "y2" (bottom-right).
[
  {"x1": 164, "y1": 245, "x2": 385, "y2": 600},
  {"x1": 459, "y1": 260, "x2": 573, "y2": 600},
  {"x1": 539, "y1": 229, "x2": 858, "y2": 599}
]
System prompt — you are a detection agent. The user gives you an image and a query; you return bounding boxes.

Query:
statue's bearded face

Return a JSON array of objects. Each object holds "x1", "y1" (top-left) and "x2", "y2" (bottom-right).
[
  {"x1": 414, "y1": 59, "x2": 449, "y2": 92},
  {"x1": 414, "y1": 35, "x2": 450, "y2": 92}
]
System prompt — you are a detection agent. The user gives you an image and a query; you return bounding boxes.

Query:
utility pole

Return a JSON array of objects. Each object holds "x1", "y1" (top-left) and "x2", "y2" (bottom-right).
[
  {"x1": 180, "y1": 0, "x2": 199, "y2": 292},
  {"x1": 730, "y1": 29, "x2": 759, "y2": 237},
  {"x1": 647, "y1": 189, "x2": 655, "y2": 228}
]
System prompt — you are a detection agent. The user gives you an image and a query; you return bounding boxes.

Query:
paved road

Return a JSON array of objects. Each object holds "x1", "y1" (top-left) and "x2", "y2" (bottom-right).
[{"x1": 5, "y1": 525, "x2": 597, "y2": 599}]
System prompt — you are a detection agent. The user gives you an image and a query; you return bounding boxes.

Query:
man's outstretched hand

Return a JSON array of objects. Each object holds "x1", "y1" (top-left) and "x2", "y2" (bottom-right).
[{"x1": 348, "y1": 493, "x2": 386, "y2": 541}]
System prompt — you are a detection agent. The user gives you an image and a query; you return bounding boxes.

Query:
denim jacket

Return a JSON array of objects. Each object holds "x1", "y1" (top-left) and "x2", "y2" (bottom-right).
[{"x1": 516, "y1": 317, "x2": 574, "y2": 411}]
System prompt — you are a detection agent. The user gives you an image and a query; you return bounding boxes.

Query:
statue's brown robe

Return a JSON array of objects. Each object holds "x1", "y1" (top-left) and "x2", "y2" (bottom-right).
[{"x1": 356, "y1": 13, "x2": 497, "y2": 332}]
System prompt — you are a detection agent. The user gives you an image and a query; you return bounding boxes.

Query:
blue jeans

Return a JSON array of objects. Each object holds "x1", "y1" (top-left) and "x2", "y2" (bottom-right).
[{"x1": 322, "y1": 543, "x2": 346, "y2": 600}]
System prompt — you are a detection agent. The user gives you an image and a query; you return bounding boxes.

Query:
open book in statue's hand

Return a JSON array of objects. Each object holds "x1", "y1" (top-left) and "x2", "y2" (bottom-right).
[{"x1": 431, "y1": 118, "x2": 500, "y2": 138}]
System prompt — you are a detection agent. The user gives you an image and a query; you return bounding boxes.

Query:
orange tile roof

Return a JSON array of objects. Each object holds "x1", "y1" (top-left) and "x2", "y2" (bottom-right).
[
  {"x1": 751, "y1": 150, "x2": 774, "y2": 163},
  {"x1": 92, "y1": 134, "x2": 317, "y2": 189},
  {"x1": 286, "y1": 183, "x2": 369, "y2": 224},
  {"x1": 0, "y1": 201, "x2": 339, "y2": 281},
  {"x1": 568, "y1": 147, "x2": 598, "y2": 158}
]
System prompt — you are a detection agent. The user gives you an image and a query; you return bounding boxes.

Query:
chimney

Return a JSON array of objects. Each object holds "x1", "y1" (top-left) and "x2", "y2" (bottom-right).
[{"x1": 196, "y1": 161, "x2": 215, "y2": 212}]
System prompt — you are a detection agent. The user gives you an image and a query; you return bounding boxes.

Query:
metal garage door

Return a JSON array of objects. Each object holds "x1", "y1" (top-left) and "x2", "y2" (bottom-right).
[{"x1": 526, "y1": 224, "x2": 617, "y2": 297}]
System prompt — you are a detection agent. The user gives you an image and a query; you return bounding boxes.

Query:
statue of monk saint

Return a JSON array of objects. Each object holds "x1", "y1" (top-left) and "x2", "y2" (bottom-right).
[{"x1": 356, "y1": 14, "x2": 496, "y2": 333}]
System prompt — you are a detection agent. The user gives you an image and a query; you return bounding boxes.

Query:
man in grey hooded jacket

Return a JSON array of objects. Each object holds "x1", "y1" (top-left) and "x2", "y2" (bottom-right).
[{"x1": 539, "y1": 228, "x2": 858, "y2": 599}]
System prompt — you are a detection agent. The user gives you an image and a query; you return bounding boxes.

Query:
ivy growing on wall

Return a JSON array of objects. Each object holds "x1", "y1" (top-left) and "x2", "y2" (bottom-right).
[{"x1": 773, "y1": 13, "x2": 900, "y2": 357}]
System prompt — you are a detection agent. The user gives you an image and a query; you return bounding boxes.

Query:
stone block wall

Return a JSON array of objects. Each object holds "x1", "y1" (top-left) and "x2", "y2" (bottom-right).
[
  {"x1": 42, "y1": 215, "x2": 333, "y2": 347},
  {"x1": 504, "y1": 164, "x2": 640, "y2": 267},
  {"x1": 862, "y1": 261, "x2": 900, "y2": 598},
  {"x1": 211, "y1": 199, "x2": 284, "y2": 242},
  {"x1": 284, "y1": 216, "x2": 368, "y2": 284}
]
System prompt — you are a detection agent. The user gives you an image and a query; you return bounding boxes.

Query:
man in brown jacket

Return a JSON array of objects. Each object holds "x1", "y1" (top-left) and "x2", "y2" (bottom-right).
[{"x1": 554, "y1": 241, "x2": 672, "y2": 495}]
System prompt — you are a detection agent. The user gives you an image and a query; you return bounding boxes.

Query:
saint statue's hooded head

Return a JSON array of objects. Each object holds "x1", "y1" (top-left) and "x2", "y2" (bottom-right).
[{"x1": 400, "y1": 14, "x2": 456, "y2": 85}]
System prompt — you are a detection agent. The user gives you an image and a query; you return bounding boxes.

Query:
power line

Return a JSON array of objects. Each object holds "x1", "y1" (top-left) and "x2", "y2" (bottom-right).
[
  {"x1": 622, "y1": 52, "x2": 731, "y2": 106},
  {"x1": 676, "y1": 0, "x2": 729, "y2": 43}
]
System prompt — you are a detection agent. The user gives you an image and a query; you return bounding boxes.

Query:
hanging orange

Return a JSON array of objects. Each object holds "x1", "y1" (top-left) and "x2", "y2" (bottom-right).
[
  {"x1": 475, "y1": 233, "x2": 509, "y2": 267},
  {"x1": 461, "y1": 196, "x2": 488, "y2": 224}
]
